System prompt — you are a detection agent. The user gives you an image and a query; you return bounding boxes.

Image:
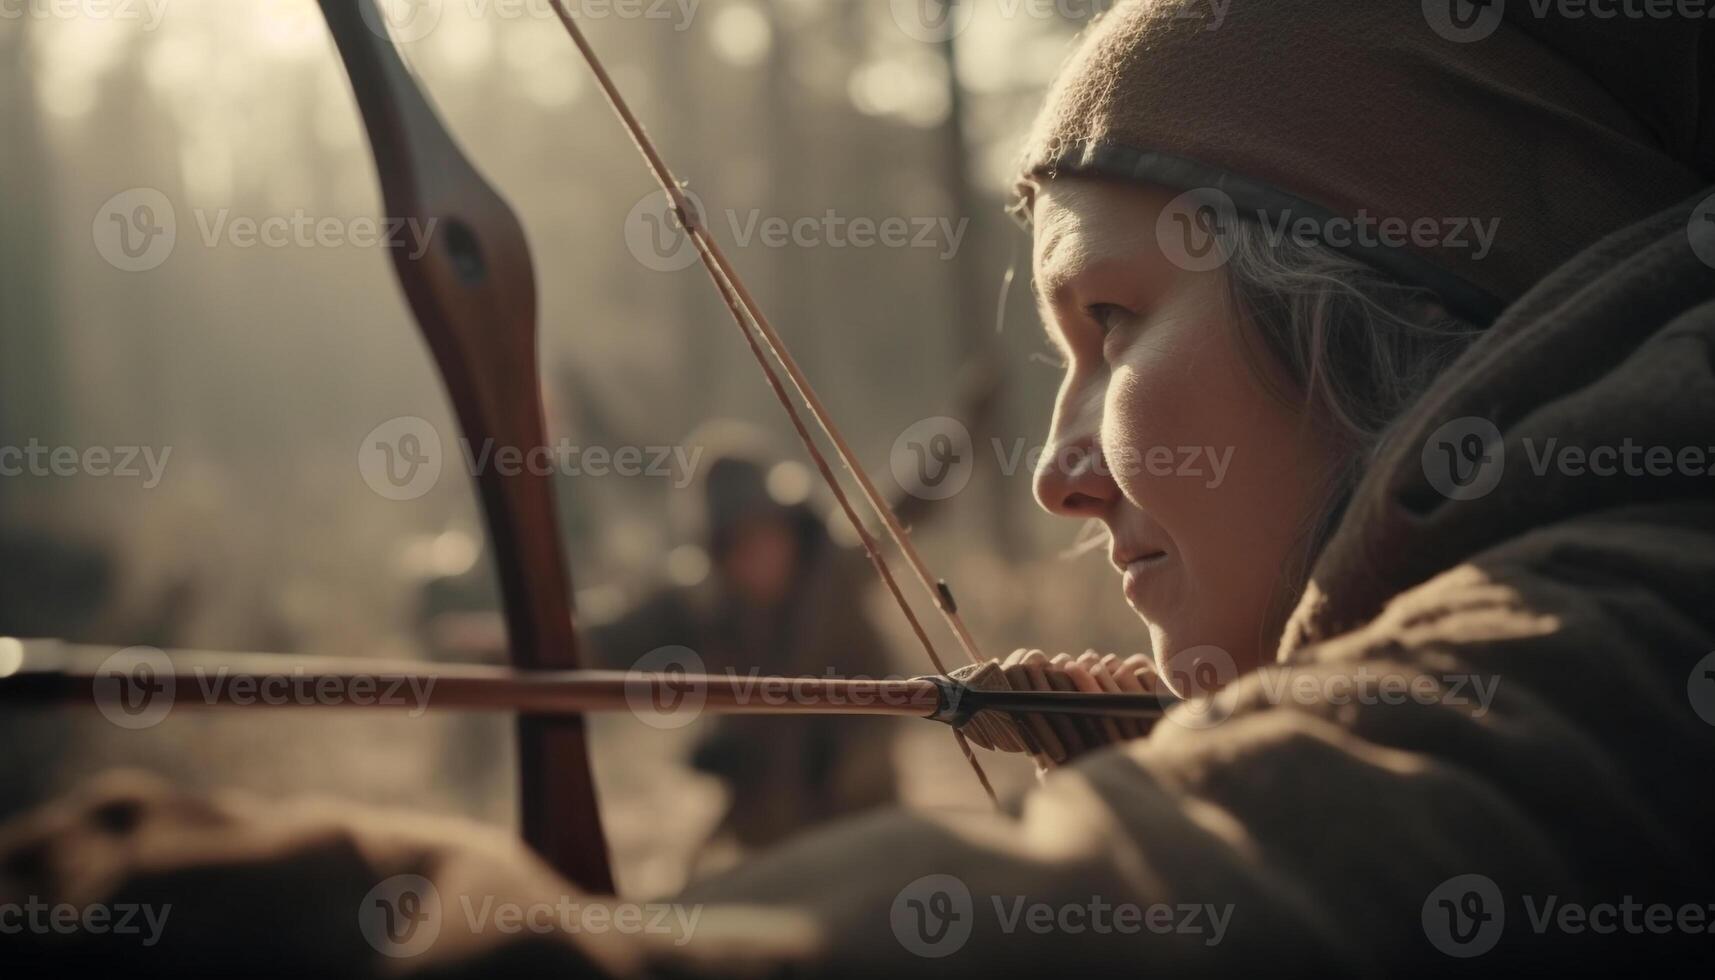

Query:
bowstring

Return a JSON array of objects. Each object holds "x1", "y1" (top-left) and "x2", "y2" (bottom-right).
[{"x1": 549, "y1": 2, "x2": 999, "y2": 806}]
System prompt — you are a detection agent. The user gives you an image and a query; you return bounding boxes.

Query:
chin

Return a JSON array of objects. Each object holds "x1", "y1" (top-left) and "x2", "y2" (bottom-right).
[{"x1": 1143, "y1": 618, "x2": 1252, "y2": 698}]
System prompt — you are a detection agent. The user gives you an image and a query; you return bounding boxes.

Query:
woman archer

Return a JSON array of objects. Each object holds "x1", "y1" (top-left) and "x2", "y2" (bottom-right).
[{"x1": 6, "y1": 2, "x2": 1714, "y2": 975}]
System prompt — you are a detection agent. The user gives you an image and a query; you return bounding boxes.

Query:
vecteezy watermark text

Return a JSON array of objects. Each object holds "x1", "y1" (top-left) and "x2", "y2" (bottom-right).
[
  {"x1": 888, "y1": 417, "x2": 1235, "y2": 502},
  {"x1": 364, "y1": 0, "x2": 702, "y2": 43},
  {"x1": 92, "y1": 647, "x2": 437, "y2": 730},
  {"x1": 1421, "y1": 416, "x2": 1715, "y2": 501},
  {"x1": 358, "y1": 416, "x2": 705, "y2": 501},
  {"x1": 1424, "y1": 873, "x2": 1715, "y2": 958},
  {"x1": 1425, "y1": 0, "x2": 1715, "y2": 44},
  {"x1": 93, "y1": 188, "x2": 441, "y2": 273},
  {"x1": 888, "y1": 0, "x2": 1230, "y2": 43},
  {"x1": 0, "y1": 440, "x2": 171, "y2": 488},
  {"x1": 1156, "y1": 188, "x2": 1501, "y2": 273},
  {"x1": 0, "y1": 897, "x2": 172, "y2": 947},
  {"x1": 0, "y1": 0, "x2": 169, "y2": 30},
  {"x1": 1148, "y1": 645, "x2": 1502, "y2": 732},
  {"x1": 625, "y1": 190, "x2": 970, "y2": 272},
  {"x1": 359, "y1": 875, "x2": 701, "y2": 959},
  {"x1": 890, "y1": 874, "x2": 1232, "y2": 958}
]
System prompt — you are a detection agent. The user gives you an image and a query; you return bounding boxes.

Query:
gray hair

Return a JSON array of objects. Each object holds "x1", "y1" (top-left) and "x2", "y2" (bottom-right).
[{"x1": 1219, "y1": 220, "x2": 1485, "y2": 578}]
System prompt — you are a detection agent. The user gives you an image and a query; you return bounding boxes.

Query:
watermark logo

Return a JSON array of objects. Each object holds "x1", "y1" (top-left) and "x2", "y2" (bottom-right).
[
  {"x1": 891, "y1": 874, "x2": 1232, "y2": 957},
  {"x1": 889, "y1": 426, "x2": 1236, "y2": 502},
  {"x1": 0, "y1": 440, "x2": 172, "y2": 488},
  {"x1": 359, "y1": 416, "x2": 444, "y2": 502},
  {"x1": 92, "y1": 646, "x2": 176, "y2": 731},
  {"x1": 1423, "y1": 873, "x2": 1505, "y2": 957},
  {"x1": 1157, "y1": 187, "x2": 1239, "y2": 273},
  {"x1": 1689, "y1": 651, "x2": 1715, "y2": 726},
  {"x1": 625, "y1": 188, "x2": 707, "y2": 273},
  {"x1": 188, "y1": 209, "x2": 438, "y2": 258},
  {"x1": 1158, "y1": 187, "x2": 1501, "y2": 273},
  {"x1": 624, "y1": 645, "x2": 707, "y2": 729},
  {"x1": 1424, "y1": 417, "x2": 1715, "y2": 501},
  {"x1": 1425, "y1": 876, "x2": 1715, "y2": 956},
  {"x1": 363, "y1": 0, "x2": 701, "y2": 39},
  {"x1": 1155, "y1": 644, "x2": 1239, "y2": 729},
  {"x1": 360, "y1": 874, "x2": 443, "y2": 959},
  {"x1": 624, "y1": 189, "x2": 969, "y2": 271},
  {"x1": 891, "y1": 416, "x2": 974, "y2": 501},
  {"x1": 1431, "y1": 0, "x2": 1715, "y2": 42},
  {"x1": 96, "y1": 190, "x2": 440, "y2": 271},
  {"x1": 359, "y1": 878, "x2": 703, "y2": 956},
  {"x1": 1422, "y1": 416, "x2": 1506, "y2": 501},
  {"x1": 890, "y1": 874, "x2": 974, "y2": 957},
  {"x1": 887, "y1": 0, "x2": 1224, "y2": 42},
  {"x1": 1689, "y1": 192, "x2": 1715, "y2": 270},
  {"x1": 1153, "y1": 656, "x2": 1502, "y2": 733},
  {"x1": 1423, "y1": 0, "x2": 1505, "y2": 42},
  {"x1": 94, "y1": 188, "x2": 177, "y2": 273},
  {"x1": 358, "y1": 420, "x2": 706, "y2": 500},
  {"x1": 888, "y1": 0, "x2": 977, "y2": 42},
  {"x1": 362, "y1": 0, "x2": 445, "y2": 42},
  {"x1": 0, "y1": 897, "x2": 172, "y2": 947},
  {"x1": 92, "y1": 656, "x2": 437, "y2": 729},
  {"x1": 0, "y1": 0, "x2": 170, "y2": 30}
]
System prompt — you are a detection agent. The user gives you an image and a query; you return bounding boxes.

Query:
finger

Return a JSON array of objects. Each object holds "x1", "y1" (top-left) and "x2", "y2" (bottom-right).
[
  {"x1": 1047, "y1": 654, "x2": 1098, "y2": 755},
  {"x1": 1006, "y1": 654, "x2": 1066, "y2": 764},
  {"x1": 1054, "y1": 653, "x2": 1125, "y2": 747},
  {"x1": 1074, "y1": 653, "x2": 1130, "y2": 744},
  {"x1": 1026, "y1": 651, "x2": 1085, "y2": 763},
  {"x1": 1122, "y1": 653, "x2": 1161, "y2": 694},
  {"x1": 1101, "y1": 653, "x2": 1149, "y2": 739}
]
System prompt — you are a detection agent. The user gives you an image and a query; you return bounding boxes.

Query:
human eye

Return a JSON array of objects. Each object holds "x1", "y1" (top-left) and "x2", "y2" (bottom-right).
[{"x1": 1085, "y1": 303, "x2": 1138, "y2": 349}]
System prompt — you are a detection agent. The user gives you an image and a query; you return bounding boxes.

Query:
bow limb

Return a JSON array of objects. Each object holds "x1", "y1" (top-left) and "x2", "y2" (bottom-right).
[{"x1": 316, "y1": 0, "x2": 614, "y2": 894}]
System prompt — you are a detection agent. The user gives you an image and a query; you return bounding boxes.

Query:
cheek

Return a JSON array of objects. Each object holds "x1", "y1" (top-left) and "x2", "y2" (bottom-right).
[
  {"x1": 1100, "y1": 321, "x2": 1235, "y2": 511},
  {"x1": 1104, "y1": 318, "x2": 1335, "y2": 594}
]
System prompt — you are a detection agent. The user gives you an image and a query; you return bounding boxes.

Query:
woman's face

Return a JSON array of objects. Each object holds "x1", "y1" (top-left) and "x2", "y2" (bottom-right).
[{"x1": 1030, "y1": 179, "x2": 1339, "y2": 689}]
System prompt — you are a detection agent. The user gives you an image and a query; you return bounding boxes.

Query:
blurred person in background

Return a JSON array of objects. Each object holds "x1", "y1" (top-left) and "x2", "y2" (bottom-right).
[{"x1": 588, "y1": 422, "x2": 901, "y2": 870}]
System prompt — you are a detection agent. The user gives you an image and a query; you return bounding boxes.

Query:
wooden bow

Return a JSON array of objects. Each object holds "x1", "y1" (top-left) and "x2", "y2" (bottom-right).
[
  {"x1": 312, "y1": 0, "x2": 1027, "y2": 893},
  {"x1": 316, "y1": 0, "x2": 612, "y2": 893}
]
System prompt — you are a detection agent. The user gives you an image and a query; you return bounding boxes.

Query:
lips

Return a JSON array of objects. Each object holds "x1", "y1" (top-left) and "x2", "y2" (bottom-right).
[
  {"x1": 1110, "y1": 547, "x2": 1168, "y2": 574},
  {"x1": 1113, "y1": 545, "x2": 1170, "y2": 612}
]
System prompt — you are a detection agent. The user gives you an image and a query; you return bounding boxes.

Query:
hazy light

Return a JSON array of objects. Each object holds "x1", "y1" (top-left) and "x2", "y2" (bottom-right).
[
  {"x1": 32, "y1": 17, "x2": 129, "y2": 121},
  {"x1": 766, "y1": 461, "x2": 811, "y2": 506},
  {"x1": 847, "y1": 54, "x2": 950, "y2": 128},
  {"x1": 576, "y1": 584, "x2": 629, "y2": 626},
  {"x1": 665, "y1": 544, "x2": 711, "y2": 587},
  {"x1": 505, "y1": 26, "x2": 585, "y2": 109},
  {"x1": 253, "y1": 0, "x2": 327, "y2": 55},
  {"x1": 179, "y1": 132, "x2": 237, "y2": 203},
  {"x1": 426, "y1": 15, "x2": 496, "y2": 77},
  {"x1": 400, "y1": 528, "x2": 481, "y2": 579},
  {"x1": 0, "y1": 638, "x2": 23, "y2": 679},
  {"x1": 827, "y1": 510, "x2": 864, "y2": 549},
  {"x1": 710, "y1": 2, "x2": 773, "y2": 69},
  {"x1": 143, "y1": 34, "x2": 202, "y2": 93}
]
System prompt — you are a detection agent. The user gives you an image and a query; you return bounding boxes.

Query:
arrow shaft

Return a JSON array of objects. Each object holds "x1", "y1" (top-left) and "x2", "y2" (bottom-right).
[
  {"x1": 0, "y1": 648, "x2": 941, "y2": 718},
  {"x1": 0, "y1": 642, "x2": 1178, "y2": 725}
]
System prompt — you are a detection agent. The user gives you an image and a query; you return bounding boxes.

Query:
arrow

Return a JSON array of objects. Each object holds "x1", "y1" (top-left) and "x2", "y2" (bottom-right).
[{"x1": 0, "y1": 639, "x2": 1178, "y2": 737}]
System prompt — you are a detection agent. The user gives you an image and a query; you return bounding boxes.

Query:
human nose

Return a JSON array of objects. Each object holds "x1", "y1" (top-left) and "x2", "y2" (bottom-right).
[{"x1": 1033, "y1": 395, "x2": 1118, "y2": 519}]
